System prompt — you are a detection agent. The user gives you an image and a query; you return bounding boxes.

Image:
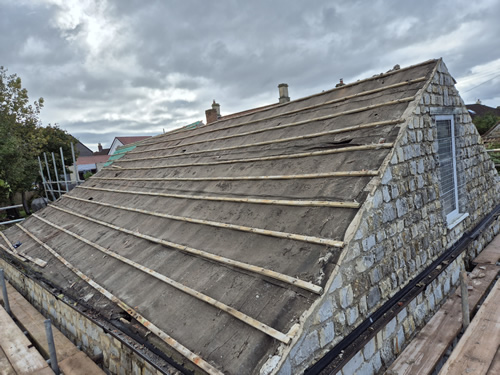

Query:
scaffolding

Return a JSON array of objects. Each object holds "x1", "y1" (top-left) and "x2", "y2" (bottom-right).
[{"x1": 38, "y1": 143, "x2": 83, "y2": 201}]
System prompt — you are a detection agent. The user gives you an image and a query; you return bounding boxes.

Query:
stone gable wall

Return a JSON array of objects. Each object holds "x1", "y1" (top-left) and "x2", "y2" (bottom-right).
[{"x1": 271, "y1": 60, "x2": 499, "y2": 374}]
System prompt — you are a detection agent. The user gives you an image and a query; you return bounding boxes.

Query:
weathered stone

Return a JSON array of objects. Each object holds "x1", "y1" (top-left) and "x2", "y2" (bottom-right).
[
  {"x1": 340, "y1": 285, "x2": 354, "y2": 309},
  {"x1": 367, "y1": 286, "x2": 381, "y2": 309},
  {"x1": 363, "y1": 337, "x2": 376, "y2": 360},
  {"x1": 319, "y1": 322, "x2": 335, "y2": 347},
  {"x1": 341, "y1": 351, "x2": 364, "y2": 375},
  {"x1": 315, "y1": 297, "x2": 334, "y2": 323},
  {"x1": 384, "y1": 317, "x2": 397, "y2": 338},
  {"x1": 292, "y1": 331, "x2": 320, "y2": 366}
]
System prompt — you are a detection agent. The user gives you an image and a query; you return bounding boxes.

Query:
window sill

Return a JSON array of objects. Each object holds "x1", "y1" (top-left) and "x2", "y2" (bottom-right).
[{"x1": 447, "y1": 212, "x2": 469, "y2": 230}]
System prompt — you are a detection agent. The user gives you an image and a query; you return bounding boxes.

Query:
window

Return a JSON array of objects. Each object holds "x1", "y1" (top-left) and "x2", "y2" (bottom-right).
[{"x1": 436, "y1": 115, "x2": 461, "y2": 225}]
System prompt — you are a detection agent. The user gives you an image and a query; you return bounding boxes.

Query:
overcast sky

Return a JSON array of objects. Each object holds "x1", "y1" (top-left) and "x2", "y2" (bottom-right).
[{"x1": 1, "y1": 0, "x2": 499, "y2": 151}]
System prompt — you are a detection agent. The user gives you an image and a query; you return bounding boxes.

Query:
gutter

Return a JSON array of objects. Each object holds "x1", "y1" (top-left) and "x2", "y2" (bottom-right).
[{"x1": 305, "y1": 203, "x2": 500, "y2": 375}]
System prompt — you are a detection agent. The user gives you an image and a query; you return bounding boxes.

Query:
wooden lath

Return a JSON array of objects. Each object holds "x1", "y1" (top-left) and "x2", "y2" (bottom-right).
[
  {"x1": 117, "y1": 114, "x2": 406, "y2": 163},
  {"x1": 79, "y1": 185, "x2": 361, "y2": 209},
  {"x1": 0, "y1": 243, "x2": 27, "y2": 263},
  {"x1": 65, "y1": 195, "x2": 345, "y2": 247},
  {"x1": 127, "y1": 111, "x2": 403, "y2": 156},
  {"x1": 15, "y1": 224, "x2": 224, "y2": 375},
  {"x1": 93, "y1": 170, "x2": 379, "y2": 182},
  {"x1": 45, "y1": 205, "x2": 325, "y2": 294},
  {"x1": 107, "y1": 143, "x2": 394, "y2": 171},
  {"x1": 27, "y1": 216, "x2": 293, "y2": 344},
  {"x1": 0, "y1": 232, "x2": 46, "y2": 267},
  {"x1": 137, "y1": 78, "x2": 425, "y2": 148}
]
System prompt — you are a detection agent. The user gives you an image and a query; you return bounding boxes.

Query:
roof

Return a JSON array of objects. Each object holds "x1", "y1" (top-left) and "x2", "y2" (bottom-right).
[
  {"x1": 92, "y1": 149, "x2": 110, "y2": 156},
  {"x1": 482, "y1": 121, "x2": 500, "y2": 140},
  {"x1": 76, "y1": 141, "x2": 93, "y2": 157},
  {"x1": 75, "y1": 155, "x2": 110, "y2": 166},
  {"x1": 1, "y1": 59, "x2": 439, "y2": 374},
  {"x1": 115, "y1": 136, "x2": 152, "y2": 145},
  {"x1": 466, "y1": 103, "x2": 500, "y2": 118}
]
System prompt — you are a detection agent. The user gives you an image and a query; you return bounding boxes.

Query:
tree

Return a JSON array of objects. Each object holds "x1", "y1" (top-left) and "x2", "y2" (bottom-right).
[
  {"x1": 0, "y1": 67, "x2": 77, "y2": 215},
  {"x1": 0, "y1": 67, "x2": 45, "y2": 209},
  {"x1": 473, "y1": 112, "x2": 500, "y2": 135}
]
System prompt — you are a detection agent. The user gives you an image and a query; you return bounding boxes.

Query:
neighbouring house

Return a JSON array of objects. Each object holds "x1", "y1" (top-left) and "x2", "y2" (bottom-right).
[
  {"x1": 482, "y1": 121, "x2": 500, "y2": 143},
  {"x1": 466, "y1": 101, "x2": 500, "y2": 119},
  {"x1": 74, "y1": 154, "x2": 111, "y2": 180},
  {"x1": 0, "y1": 59, "x2": 498, "y2": 375},
  {"x1": 76, "y1": 140, "x2": 94, "y2": 157},
  {"x1": 108, "y1": 136, "x2": 152, "y2": 155}
]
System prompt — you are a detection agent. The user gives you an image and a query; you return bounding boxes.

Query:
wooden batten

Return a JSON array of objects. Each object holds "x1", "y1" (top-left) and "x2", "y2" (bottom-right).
[
  {"x1": 66, "y1": 195, "x2": 345, "y2": 247},
  {"x1": 117, "y1": 116, "x2": 405, "y2": 163},
  {"x1": 15, "y1": 224, "x2": 224, "y2": 375},
  {"x1": 137, "y1": 78, "x2": 424, "y2": 149},
  {"x1": 36, "y1": 208, "x2": 324, "y2": 294},
  {"x1": 106, "y1": 143, "x2": 394, "y2": 171},
  {"x1": 79, "y1": 185, "x2": 361, "y2": 209},
  {"x1": 93, "y1": 170, "x2": 379, "y2": 183},
  {"x1": 24, "y1": 218, "x2": 292, "y2": 344}
]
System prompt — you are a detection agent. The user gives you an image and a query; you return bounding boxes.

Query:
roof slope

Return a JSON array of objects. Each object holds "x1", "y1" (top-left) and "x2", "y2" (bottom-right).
[
  {"x1": 466, "y1": 103, "x2": 500, "y2": 118},
  {"x1": 1, "y1": 60, "x2": 438, "y2": 374}
]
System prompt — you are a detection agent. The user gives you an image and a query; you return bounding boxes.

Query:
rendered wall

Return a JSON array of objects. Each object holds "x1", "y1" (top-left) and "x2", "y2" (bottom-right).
[{"x1": 271, "y1": 61, "x2": 499, "y2": 374}]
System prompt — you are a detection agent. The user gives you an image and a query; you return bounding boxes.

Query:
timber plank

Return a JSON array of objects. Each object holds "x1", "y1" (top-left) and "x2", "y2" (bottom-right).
[
  {"x1": 5, "y1": 283, "x2": 80, "y2": 361},
  {"x1": 486, "y1": 347, "x2": 500, "y2": 375},
  {"x1": 473, "y1": 234, "x2": 500, "y2": 265},
  {"x1": 385, "y1": 264, "x2": 499, "y2": 375},
  {"x1": 0, "y1": 346, "x2": 16, "y2": 375},
  {"x1": 0, "y1": 304, "x2": 50, "y2": 374},
  {"x1": 2, "y1": 283, "x2": 105, "y2": 374},
  {"x1": 439, "y1": 278, "x2": 500, "y2": 375},
  {"x1": 59, "y1": 350, "x2": 105, "y2": 375}
]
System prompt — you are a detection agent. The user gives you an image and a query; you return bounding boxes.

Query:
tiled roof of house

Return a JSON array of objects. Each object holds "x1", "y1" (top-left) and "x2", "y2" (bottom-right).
[
  {"x1": 466, "y1": 103, "x2": 500, "y2": 118},
  {"x1": 1, "y1": 59, "x2": 439, "y2": 374},
  {"x1": 75, "y1": 155, "x2": 111, "y2": 165}
]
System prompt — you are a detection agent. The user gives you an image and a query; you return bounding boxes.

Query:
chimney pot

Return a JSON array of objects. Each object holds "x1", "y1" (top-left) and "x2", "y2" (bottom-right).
[
  {"x1": 98, "y1": 143, "x2": 103, "y2": 152},
  {"x1": 335, "y1": 78, "x2": 346, "y2": 88},
  {"x1": 212, "y1": 100, "x2": 221, "y2": 116},
  {"x1": 278, "y1": 83, "x2": 290, "y2": 104}
]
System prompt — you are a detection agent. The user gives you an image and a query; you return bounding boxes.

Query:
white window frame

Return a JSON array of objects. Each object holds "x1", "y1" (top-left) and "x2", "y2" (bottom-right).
[{"x1": 435, "y1": 115, "x2": 467, "y2": 228}]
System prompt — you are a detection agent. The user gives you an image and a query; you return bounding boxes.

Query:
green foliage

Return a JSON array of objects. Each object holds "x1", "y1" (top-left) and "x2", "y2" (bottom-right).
[
  {"x1": 0, "y1": 67, "x2": 77, "y2": 205},
  {"x1": 473, "y1": 112, "x2": 500, "y2": 135},
  {"x1": 38, "y1": 125, "x2": 78, "y2": 179},
  {"x1": 83, "y1": 171, "x2": 93, "y2": 180}
]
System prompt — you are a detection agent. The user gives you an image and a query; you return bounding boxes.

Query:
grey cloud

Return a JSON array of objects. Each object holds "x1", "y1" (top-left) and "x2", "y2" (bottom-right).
[{"x1": 1, "y1": 0, "x2": 499, "y2": 149}]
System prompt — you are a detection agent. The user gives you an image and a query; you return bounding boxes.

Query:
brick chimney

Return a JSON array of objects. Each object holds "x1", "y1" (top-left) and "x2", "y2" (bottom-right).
[
  {"x1": 98, "y1": 143, "x2": 103, "y2": 152},
  {"x1": 278, "y1": 83, "x2": 290, "y2": 104},
  {"x1": 206, "y1": 100, "x2": 220, "y2": 124}
]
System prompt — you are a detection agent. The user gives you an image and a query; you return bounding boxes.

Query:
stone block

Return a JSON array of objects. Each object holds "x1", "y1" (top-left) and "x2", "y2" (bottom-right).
[
  {"x1": 363, "y1": 337, "x2": 376, "y2": 360},
  {"x1": 315, "y1": 297, "x2": 334, "y2": 324},
  {"x1": 276, "y1": 359, "x2": 292, "y2": 375},
  {"x1": 362, "y1": 235, "x2": 376, "y2": 252},
  {"x1": 367, "y1": 286, "x2": 381, "y2": 309},
  {"x1": 328, "y1": 273, "x2": 343, "y2": 293},
  {"x1": 341, "y1": 351, "x2": 364, "y2": 375},
  {"x1": 384, "y1": 317, "x2": 397, "y2": 338},
  {"x1": 319, "y1": 322, "x2": 335, "y2": 348},
  {"x1": 340, "y1": 285, "x2": 354, "y2": 309},
  {"x1": 397, "y1": 307, "x2": 407, "y2": 323},
  {"x1": 292, "y1": 331, "x2": 320, "y2": 366},
  {"x1": 347, "y1": 306, "x2": 359, "y2": 325}
]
